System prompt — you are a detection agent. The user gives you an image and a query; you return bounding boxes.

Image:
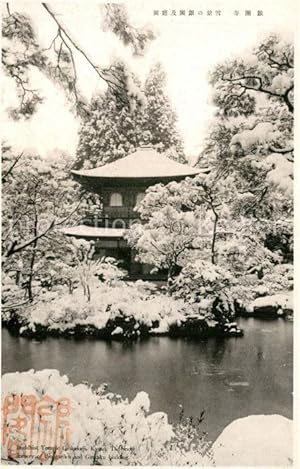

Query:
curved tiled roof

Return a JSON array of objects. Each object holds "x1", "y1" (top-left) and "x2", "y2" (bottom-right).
[{"x1": 72, "y1": 146, "x2": 201, "y2": 179}]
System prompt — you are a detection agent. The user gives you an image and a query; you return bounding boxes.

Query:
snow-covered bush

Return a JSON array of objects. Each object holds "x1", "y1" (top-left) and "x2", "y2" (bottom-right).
[
  {"x1": 8, "y1": 281, "x2": 188, "y2": 338},
  {"x1": 2, "y1": 272, "x2": 26, "y2": 306},
  {"x1": 171, "y1": 260, "x2": 236, "y2": 323},
  {"x1": 59, "y1": 239, "x2": 126, "y2": 300},
  {"x1": 265, "y1": 219, "x2": 293, "y2": 263},
  {"x1": 2, "y1": 369, "x2": 210, "y2": 465},
  {"x1": 230, "y1": 263, "x2": 293, "y2": 311},
  {"x1": 172, "y1": 260, "x2": 234, "y2": 302},
  {"x1": 212, "y1": 414, "x2": 292, "y2": 466},
  {"x1": 3, "y1": 272, "x2": 242, "y2": 339},
  {"x1": 261, "y1": 263, "x2": 293, "y2": 292}
]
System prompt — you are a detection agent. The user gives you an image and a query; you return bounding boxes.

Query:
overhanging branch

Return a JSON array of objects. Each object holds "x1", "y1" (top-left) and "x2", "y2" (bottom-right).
[
  {"x1": 220, "y1": 73, "x2": 294, "y2": 113},
  {"x1": 42, "y1": 3, "x2": 128, "y2": 103}
]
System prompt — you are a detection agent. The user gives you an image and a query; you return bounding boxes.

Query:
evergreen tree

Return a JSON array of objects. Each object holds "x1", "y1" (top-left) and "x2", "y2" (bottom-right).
[
  {"x1": 199, "y1": 33, "x2": 293, "y2": 260},
  {"x1": 75, "y1": 88, "x2": 145, "y2": 169},
  {"x1": 74, "y1": 60, "x2": 146, "y2": 169},
  {"x1": 142, "y1": 63, "x2": 185, "y2": 162},
  {"x1": 75, "y1": 62, "x2": 186, "y2": 169}
]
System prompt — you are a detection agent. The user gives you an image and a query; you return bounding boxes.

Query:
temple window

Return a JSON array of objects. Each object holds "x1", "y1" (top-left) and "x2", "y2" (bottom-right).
[
  {"x1": 110, "y1": 192, "x2": 123, "y2": 206},
  {"x1": 136, "y1": 192, "x2": 145, "y2": 205}
]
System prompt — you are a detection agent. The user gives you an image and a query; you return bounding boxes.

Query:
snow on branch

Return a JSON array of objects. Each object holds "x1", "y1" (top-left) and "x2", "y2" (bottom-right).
[
  {"x1": 3, "y1": 3, "x2": 148, "y2": 117},
  {"x1": 210, "y1": 35, "x2": 294, "y2": 115},
  {"x1": 41, "y1": 3, "x2": 131, "y2": 108}
]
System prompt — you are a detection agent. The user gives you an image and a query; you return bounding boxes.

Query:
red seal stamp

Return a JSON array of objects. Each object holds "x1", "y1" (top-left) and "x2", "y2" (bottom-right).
[{"x1": 2, "y1": 393, "x2": 72, "y2": 463}]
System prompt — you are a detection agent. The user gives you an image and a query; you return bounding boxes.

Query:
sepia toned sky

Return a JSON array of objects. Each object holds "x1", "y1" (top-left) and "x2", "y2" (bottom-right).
[{"x1": 2, "y1": 0, "x2": 296, "y2": 160}]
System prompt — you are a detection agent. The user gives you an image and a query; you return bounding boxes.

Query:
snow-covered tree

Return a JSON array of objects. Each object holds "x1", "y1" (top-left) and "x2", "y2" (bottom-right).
[
  {"x1": 127, "y1": 159, "x2": 291, "y2": 303},
  {"x1": 75, "y1": 62, "x2": 185, "y2": 169},
  {"x1": 101, "y1": 3, "x2": 155, "y2": 57},
  {"x1": 62, "y1": 238, "x2": 126, "y2": 300},
  {"x1": 210, "y1": 33, "x2": 293, "y2": 116},
  {"x1": 142, "y1": 63, "x2": 185, "y2": 162},
  {"x1": 171, "y1": 260, "x2": 236, "y2": 323},
  {"x1": 198, "y1": 33, "x2": 293, "y2": 261},
  {"x1": 74, "y1": 66, "x2": 146, "y2": 168},
  {"x1": 2, "y1": 144, "x2": 85, "y2": 301},
  {"x1": 127, "y1": 204, "x2": 200, "y2": 290},
  {"x1": 207, "y1": 33, "x2": 293, "y2": 194},
  {"x1": 172, "y1": 259, "x2": 234, "y2": 302},
  {"x1": 1, "y1": 3, "x2": 157, "y2": 304},
  {"x1": 126, "y1": 174, "x2": 232, "y2": 290}
]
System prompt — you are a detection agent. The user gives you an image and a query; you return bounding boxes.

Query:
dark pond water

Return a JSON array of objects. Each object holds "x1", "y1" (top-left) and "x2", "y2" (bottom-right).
[{"x1": 2, "y1": 317, "x2": 293, "y2": 442}]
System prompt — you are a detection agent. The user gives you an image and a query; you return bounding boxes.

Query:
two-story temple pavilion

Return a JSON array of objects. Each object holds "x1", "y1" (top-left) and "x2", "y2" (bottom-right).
[{"x1": 62, "y1": 146, "x2": 207, "y2": 278}]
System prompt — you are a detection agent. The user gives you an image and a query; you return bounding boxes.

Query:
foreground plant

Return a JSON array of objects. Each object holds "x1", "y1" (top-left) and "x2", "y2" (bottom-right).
[{"x1": 2, "y1": 369, "x2": 211, "y2": 465}]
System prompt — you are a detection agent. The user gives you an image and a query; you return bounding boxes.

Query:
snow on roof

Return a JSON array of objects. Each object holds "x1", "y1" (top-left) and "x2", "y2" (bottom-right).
[
  {"x1": 72, "y1": 146, "x2": 201, "y2": 179},
  {"x1": 60, "y1": 225, "x2": 125, "y2": 238}
]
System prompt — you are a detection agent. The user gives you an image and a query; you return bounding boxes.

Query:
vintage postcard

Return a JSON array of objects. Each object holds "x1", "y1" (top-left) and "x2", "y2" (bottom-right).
[{"x1": 1, "y1": 0, "x2": 297, "y2": 466}]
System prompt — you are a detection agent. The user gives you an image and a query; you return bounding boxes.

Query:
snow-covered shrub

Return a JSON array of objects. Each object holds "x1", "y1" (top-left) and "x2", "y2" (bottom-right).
[
  {"x1": 61, "y1": 239, "x2": 126, "y2": 300},
  {"x1": 261, "y1": 263, "x2": 293, "y2": 292},
  {"x1": 265, "y1": 219, "x2": 293, "y2": 263},
  {"x1": 95, "y1": 256, "x2": 126, "y2": 285},
  {"x1": 172, "y1": 260, "x2": 234, "y2": 302},
  {"x1": 2, "y1": 272, "x2": 26, "y2": 306},
  {"x1": 4, "y1": 267, "x2": 246, "y2": 339},
  {"x1": 28, "y1": 291, "x2": 110, "y2": 332},
  {"x1": 230, "y1": 263, "x2": 293, "y2": 311},
  {"x1": 171, "y1": 260, "x2": 236, "y2": 323},
  {"x1": 2, "y1": 369, "x2": 210, "y2": 465},
  {"x1": 11, "y1": 281, "x2": 187, "y2": 338}
]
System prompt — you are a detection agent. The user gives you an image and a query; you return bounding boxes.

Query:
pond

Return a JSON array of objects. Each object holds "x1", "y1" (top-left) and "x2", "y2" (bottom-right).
[{"x1": 2, "y1": 317, "x2": 293, "y2": 442}]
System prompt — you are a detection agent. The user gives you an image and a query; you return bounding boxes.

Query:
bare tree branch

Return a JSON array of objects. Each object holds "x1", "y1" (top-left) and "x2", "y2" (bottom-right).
[
  {"x1": 282, "y1": 85, "x2": 294, "y2": 112},
  {"x1": 2, "y1": 151, "x2": 23, "y2": 182},
  {"x1": 3, "y1": 192, "x2": 87, "y2": 258},
  {"x1": 42, "y1": 3, "x2": 128, "y2": 103},
  {"x1": 220, "y1": 73, "x2": 294, "y2": 112},
  {"x1": 258, "y1": 47, "x2": 293, "y2": 70},
  {"x1": 4, "y1": 220, "x2": 56, "y2": 257}
]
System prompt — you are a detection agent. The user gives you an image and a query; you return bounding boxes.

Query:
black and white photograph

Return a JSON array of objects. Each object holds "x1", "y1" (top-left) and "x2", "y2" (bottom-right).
[{"x1": 1, "y1": 0, "x2": 296, "y2": 466}]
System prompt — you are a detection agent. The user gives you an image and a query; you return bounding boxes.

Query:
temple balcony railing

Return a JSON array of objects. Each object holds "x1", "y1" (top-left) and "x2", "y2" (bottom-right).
[
  {"x1": 104, "y1": 207, "x2": 139, "y2": 219},
  {"x1": 81, "y1": 209, "x2": 141, "y2": 229}
]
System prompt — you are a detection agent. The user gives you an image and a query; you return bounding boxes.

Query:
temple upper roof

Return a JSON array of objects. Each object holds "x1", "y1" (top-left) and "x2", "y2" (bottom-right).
[{"x1": 72, "y1": 146, "x2": 202, "y2": 180}]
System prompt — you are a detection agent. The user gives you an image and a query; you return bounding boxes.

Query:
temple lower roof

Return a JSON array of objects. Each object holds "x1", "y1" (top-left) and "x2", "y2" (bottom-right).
[{"x1": 61, "y1": 225, "x2": 125, "y2": 238}]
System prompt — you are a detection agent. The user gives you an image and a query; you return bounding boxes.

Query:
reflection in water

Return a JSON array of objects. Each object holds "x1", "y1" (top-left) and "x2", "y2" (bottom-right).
[{"x1": 2, "y1": 318, "x2": 293, "y2": 442}]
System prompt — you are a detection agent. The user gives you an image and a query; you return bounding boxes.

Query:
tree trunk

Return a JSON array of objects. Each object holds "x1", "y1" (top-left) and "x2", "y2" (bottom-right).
[
  {"x1": 211, "y1": 211, "x2": 219, "y2": 265},
  {"x1": 67, "y1": 279, "x2": 73, "y2": 294},
  {"x1": 16, "y1": 270, "x2": 21, "y2": 286},
  {"x1": 27, "y1": 241, "x2": 37, "y2": 301},
  {"x1": 87, "y1": 284, "x2": 91, "y2": 302},
  {"x1": 167, "y1": 264, "x2": 175, "y2": 296}
]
